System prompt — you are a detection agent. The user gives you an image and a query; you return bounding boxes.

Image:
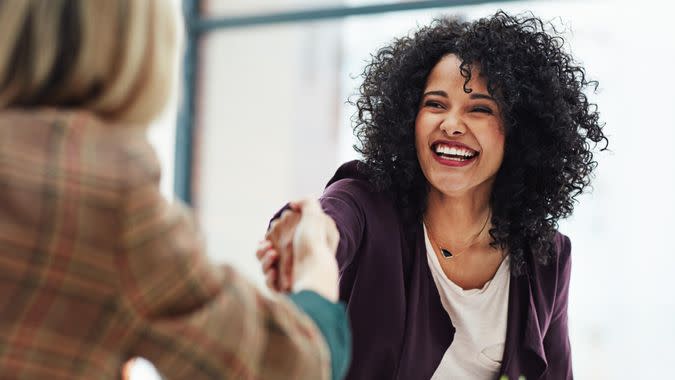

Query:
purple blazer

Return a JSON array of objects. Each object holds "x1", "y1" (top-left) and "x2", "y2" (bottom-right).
[{"x1": 318, "y1": 161, "x2": 573, "y2": 380}]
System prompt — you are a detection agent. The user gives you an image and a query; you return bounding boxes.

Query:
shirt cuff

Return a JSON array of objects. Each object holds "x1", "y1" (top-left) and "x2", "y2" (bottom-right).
[{"x1": 288, "y1": 290, "x2": 351, "y2": 380}]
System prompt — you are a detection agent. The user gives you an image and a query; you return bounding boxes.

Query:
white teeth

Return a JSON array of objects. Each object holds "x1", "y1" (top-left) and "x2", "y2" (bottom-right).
[{"x1": 434, "y1": 144, "x2": 476, "y2": 158}]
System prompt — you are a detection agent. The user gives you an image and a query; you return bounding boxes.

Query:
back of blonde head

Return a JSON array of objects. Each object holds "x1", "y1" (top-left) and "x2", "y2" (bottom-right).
[{"x1": 0, "y1": 0, "x2": 179, "y2": 125}]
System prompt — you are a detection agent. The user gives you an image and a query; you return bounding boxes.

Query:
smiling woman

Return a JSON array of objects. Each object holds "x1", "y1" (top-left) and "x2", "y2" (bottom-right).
[
  {"x1": 259, "y1": 11, "x2": 607, "y2": 380},
  {"x1": 416, "y1": 54, "x2": 506, "y2": 286}
]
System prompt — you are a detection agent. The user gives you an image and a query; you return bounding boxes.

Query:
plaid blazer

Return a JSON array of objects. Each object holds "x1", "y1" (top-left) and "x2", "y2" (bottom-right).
[{"x1": 0, "y1": 109, "x2": 331, "y2": 379}]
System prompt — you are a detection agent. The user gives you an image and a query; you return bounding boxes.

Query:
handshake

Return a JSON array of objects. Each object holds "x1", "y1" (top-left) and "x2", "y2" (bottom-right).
[{"x1": 257, "y1": 199, "x2": 340, "y2": 302}]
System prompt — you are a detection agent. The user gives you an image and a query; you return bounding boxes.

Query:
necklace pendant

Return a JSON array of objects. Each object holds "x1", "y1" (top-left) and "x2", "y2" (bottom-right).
[{"x1": 441, "y1": 248, "x2": 453, "y2": 258}]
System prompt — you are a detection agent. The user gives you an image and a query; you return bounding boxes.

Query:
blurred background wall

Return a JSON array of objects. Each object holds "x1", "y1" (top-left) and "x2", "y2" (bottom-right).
[{"x1": 141, "y1": 0, "x2": 675, "y2": 378}]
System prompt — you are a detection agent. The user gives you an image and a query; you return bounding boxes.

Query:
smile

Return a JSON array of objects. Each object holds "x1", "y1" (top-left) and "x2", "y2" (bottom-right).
[
  {"x1": 431, "y1": 141, "x2": 480, "y2": 167},
  {"x1": 431, "y1": 142, "x2": 479, "y2": 164}
]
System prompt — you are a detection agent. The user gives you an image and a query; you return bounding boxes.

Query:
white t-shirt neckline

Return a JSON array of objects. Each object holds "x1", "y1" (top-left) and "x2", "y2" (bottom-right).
[
  {"x1": 423, "y1": 224, "x2": 511, "y2": 380},
  {"x1": 427, "y1": 237, "x2": 510, "y2": 297}
]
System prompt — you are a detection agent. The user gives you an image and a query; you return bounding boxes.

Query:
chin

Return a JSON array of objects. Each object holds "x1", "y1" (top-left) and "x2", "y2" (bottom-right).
[{"x1": 429, "y1": 179, "x2": 471, "y2": 196}]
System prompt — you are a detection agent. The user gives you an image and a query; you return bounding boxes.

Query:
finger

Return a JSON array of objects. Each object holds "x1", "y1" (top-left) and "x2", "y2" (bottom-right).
[
  {"x1": 275, "y1": 211, "x2": 302, "y2": 250},
  {"x1": 288, "y1": 200, "x2": 302, "y2": 211},
  {"x1": 269, "y1": 210, "x2": 301, "y2": 291},
  {"x1": 265, "y1": 268, "x2": 279, "y2": 291},
  {"x1": 266, "y1": 211, "x2": 290, "y2": 241},
  {"x1": 268, "y1": 218, "x2": 279, "y2": 233},
  {"x1": 265, "y1": 221, "x2": 277, "y2": 242},
  {"x1": 266, "y1": 209, "x2": 298, "y2": 243},
  {"x1": 276, "y1": 209, "x2": 294, "y2": 225},
  {"x1": 283, "y1": 242, "x2": 294, "y2": 291},
  {"x1": 262, "y1": 249, "x2": 279, "y2": 271},
  {"x1": 278, "y1": 241, "x2": 293, "y2": 290},
  {"x1": 256, "y1": 240, "x2": 272, "y2": 259}
]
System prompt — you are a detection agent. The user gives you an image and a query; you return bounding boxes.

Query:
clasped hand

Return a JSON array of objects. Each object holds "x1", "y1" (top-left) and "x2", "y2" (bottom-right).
[{"x1": 256, "y1": 198, "x2": 340, "y2": 302}]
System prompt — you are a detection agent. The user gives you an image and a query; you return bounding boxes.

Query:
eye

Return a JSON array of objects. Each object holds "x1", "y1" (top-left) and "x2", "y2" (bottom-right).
[
  {"x1": 424, "y1": 100, "x2": 445, "y2": 109},
  {"x1": 471, "y1": 106, "x2": 494, "y2": 114}
]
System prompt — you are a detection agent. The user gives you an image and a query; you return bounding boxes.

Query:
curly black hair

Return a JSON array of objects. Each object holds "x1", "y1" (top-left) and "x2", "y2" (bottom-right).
[{"x1": 352, "y1": 11, "x2": 607, "y2": 275}]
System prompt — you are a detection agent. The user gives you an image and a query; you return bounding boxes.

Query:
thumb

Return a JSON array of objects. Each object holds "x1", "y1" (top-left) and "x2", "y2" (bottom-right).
[{"x1": 289, "y1": 197, "x2": 322, "y2": 214}]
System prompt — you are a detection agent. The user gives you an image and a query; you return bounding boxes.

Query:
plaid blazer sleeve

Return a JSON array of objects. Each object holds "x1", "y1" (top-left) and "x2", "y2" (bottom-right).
[{"x1": 116, "y1": 144, "x2": 332, "y2": 380}]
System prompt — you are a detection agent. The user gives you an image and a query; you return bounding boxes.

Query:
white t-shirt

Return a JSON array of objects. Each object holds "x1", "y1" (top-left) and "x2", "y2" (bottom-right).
[{"x1": 424, "y1": 225, "x2": 511, "y2": 380}]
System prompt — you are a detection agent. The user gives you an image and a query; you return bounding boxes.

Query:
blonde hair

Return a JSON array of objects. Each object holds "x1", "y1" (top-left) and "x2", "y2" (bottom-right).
[{"x1": 0, "y1": 0, "x2": 180, "y2": 125}]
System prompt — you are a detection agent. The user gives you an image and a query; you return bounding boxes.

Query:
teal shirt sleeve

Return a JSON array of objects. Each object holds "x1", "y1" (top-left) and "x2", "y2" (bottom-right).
[{"x1": 289, "y1": 291, "x2": 351, "y2": 380}]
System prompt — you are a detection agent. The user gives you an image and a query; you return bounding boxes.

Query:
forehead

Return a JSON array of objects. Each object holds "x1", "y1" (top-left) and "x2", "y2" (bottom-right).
[{"x1": 425, "y1": 54, "x2": 488, "y2": 92}]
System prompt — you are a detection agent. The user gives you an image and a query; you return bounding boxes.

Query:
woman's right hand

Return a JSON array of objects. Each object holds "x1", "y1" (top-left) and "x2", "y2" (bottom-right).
[{"x1": 257, "y1": 198, "x2": 340, "y2": 302}]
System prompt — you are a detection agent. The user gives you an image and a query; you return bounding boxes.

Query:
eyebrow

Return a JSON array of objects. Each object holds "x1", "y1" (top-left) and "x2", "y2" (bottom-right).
[
  {"x1": 422, "y1": 90, "x2": 496, "y2": 102},
  {"x1": 422, "y1": 90, "x2": 447, "y2": 98},
  {"x1": 469, "y1": 93, "x2": 496, "y2": 101}
]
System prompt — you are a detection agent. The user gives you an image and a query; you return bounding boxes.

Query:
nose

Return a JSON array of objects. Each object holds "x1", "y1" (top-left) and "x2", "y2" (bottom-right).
[{"x1": 439, "y1": 113, "x2": 466, "y2": 136}]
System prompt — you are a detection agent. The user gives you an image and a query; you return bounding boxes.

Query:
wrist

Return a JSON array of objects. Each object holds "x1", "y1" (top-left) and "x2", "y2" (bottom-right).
[{"x1": 293, "y1": 251, "x2": 339, "y2": 302}]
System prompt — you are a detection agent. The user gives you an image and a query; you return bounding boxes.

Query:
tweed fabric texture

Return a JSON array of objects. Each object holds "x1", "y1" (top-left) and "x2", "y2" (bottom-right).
[{"x1": 0, "y1": 109, "x2": 330, "y2": 380}]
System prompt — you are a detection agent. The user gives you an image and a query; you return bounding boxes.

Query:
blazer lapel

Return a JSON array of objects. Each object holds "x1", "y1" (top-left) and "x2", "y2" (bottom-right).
[{"x1": 501, "y1": 268, "x2": 547, "y2": 379}]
